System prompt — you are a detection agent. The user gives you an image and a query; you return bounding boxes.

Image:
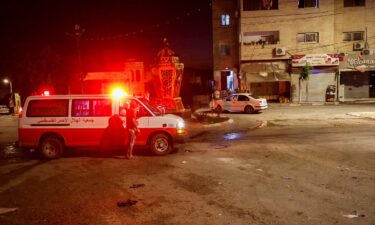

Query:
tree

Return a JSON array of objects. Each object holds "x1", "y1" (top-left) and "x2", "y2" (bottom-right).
[{"x1": 299, "y1": 63, "x2": 313, "y2": 103}]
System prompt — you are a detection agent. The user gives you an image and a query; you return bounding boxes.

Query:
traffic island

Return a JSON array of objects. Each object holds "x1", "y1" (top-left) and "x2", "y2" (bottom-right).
[{"x1": 191, "y1": 109, "x2": 230, "y2": 124}]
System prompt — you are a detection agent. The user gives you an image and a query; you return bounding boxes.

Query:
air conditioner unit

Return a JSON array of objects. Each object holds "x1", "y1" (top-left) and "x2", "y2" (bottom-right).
[
  {"x1": 275, "y1": 47, "x2": 286, "y2": 56},
  {"x1": 362, "y1": 48, "x2": 373, "y2": 55},
  {"x1": 353, "y1": 42, "x2": 364, "y2": 51}
]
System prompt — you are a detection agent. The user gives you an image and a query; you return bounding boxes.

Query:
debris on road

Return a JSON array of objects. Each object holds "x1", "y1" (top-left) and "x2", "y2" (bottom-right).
[
  {"x1": 181, "y1": 160, "x2": 187, "y2": 164},
  {"x1": 256, "y1": 121, "x2": 267, "y2": 129},
  {"x1": 213, "y1": 144, "x2": 228, "y2": 149},
  {"x1": 336, "y1": 166, "x2": 351, "y2": 171},
  {"x1": 256, "y1": 168, "x2": 264, "y2": 172},
  {"x1": 281, "y1": 176, "x2": 293, "y2": 180},
  {"x1": 129, "y1": 184, "x2": 145, "y2": 189},
  {"x1": 0, "y1": 208, "x2": 18, "y2": 215},
  {"x1": 117, "y1": 199, "x2": 138, "y2": 208},
  {"x1": 342, "y1": 211, "x2": 366, "y2": 219}
]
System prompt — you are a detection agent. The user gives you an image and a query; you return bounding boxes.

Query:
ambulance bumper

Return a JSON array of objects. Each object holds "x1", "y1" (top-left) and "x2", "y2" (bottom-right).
[{"x1": 173, "y1": 129, "x2": 187, "y2": 144}]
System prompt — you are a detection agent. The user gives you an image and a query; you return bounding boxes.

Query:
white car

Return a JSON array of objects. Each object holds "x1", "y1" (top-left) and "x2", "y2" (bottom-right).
[
  {"x1": 212, "y1": 93, "x2": 268, "y2": 114},
  {"x1": 0, "y1": 105, "x2": 10, "y2": 115}
]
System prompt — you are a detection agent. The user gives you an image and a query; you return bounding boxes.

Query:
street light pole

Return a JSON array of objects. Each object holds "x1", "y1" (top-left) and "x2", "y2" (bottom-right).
[{"x1": 3, "y1": 79, "x2": 12, "y2": 96}]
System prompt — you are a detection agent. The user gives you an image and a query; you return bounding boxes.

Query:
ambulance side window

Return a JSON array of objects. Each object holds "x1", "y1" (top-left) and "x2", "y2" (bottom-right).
[
  {"x1": 27, "y1": 99, "x2": 69, "y2": 117},
  {"x1": 72, "y1": 99, "x2": 112, "y2": 117},
  {"x1": 119, "y1": 107, "x2": 127, "y2": 117},
  {"x1": 119, "y1": 100, "x2": 129, "y2": 117},
  {"x1": 72, "y1": 100, "x2": 90, "y2": 117},
  {"x1": 118, "y1": 99, "x2": 151, "y2": 117},
  {"x1": 92, "y1": 99, "x2": 112, "y2": 116}
]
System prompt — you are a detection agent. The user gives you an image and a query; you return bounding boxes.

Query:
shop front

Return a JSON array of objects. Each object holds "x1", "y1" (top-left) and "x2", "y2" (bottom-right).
[
  {"x1": 291, "y1": 54, "x2": 339, "y2": 103},
  {"x1": 241, "y1": 61, "x2": 290, "y2": 103},
  {"x1": 338, "y1": 54, "x2": 375, "y2": 101}
]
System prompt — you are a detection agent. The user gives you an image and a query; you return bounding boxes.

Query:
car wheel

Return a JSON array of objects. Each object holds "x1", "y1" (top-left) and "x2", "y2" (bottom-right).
[
  {"x1": 244, "y1": 105, "x2": 254, "y2": 114},
  {"x1": 215, "y1": 105, "x2": 222, "y2": 113},
  {"x1": 39, "y1": 136, "x2": 64, "y2": 159},
  {"x1": 150, "y1": 133, "x2": 172, "y2": 156}
]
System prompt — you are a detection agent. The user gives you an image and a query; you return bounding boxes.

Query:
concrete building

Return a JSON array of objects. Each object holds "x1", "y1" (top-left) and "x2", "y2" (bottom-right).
[
  {"x1": 83, "y1": 60, "x2": 146, "y2": 96},
  {"x1": 212, "y1": 0, "x2": 375, "y2": 102},
  {"x1": 212, "y1": 0, "x2": 240, "y2": 96}
]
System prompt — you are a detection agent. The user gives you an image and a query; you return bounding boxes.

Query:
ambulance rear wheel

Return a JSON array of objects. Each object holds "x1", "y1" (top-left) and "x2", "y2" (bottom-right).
[
  {"x1": 40, "y1": 136, "x2": 64, "y2": 159},
  {"x1": 150, "y1": 133, "x2": 172, "y2": 156}
]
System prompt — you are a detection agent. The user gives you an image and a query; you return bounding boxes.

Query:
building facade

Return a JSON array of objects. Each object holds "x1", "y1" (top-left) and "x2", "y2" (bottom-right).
[
  {"x1": 212, "y1": 0, "x2": 375, "y2": 102},
  {"x1": 83, "y1": 60, "x2": 146, "y2": 96},
  {"x1": 212, "y1": 0, "x2": 240, "y2": 95}
]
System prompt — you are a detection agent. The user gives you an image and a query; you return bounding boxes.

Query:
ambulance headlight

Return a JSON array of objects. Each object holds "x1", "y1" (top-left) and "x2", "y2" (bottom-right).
[{"x1": 177, "y1": 121, "x2": 185, "y2": 129}]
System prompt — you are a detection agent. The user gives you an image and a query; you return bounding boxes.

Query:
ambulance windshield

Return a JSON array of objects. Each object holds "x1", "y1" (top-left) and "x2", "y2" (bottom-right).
[{"x1": 138, "y1": 98, "x2": 162, "y2": 116}]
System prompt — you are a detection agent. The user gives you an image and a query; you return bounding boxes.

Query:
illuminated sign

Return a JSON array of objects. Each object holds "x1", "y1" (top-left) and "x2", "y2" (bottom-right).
[
  {"x1": 339, "y1": 55, "x2": 375, "y2": 71},
  {"x1": 292, "y1": 54, "x2": 340, "y2": 67}
]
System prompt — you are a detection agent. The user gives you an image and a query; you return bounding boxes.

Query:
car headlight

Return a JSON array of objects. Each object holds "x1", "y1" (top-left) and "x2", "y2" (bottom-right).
[{"x1": 177, "y1": 121, "x2": 185, "y2": 129}]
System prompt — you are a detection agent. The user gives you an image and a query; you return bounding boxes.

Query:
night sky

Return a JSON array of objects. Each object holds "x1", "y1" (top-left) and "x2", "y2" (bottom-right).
[{"x1": 0, "y1": 0, "x2": 212, "y2": 96}]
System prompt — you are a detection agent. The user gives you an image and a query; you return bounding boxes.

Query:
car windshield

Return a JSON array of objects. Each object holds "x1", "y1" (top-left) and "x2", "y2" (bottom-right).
[{"x1": 137, "y1": 98, "x2": 162, "y2": 116}]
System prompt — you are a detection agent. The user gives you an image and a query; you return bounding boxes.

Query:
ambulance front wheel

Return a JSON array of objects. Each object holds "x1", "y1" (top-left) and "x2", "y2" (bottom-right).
[
  {"x1": 150, "y1": 133, "x2": 172, "y2": 156},
  {"x1": 39, "y1": 136, "x2": 64, "y2": 159}
]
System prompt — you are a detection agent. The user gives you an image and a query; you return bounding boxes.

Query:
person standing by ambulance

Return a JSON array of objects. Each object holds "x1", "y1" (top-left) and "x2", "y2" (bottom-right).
[
  {"x1": 9, "y1": 96, "x2": 15, "y2": 116},
  {"x1": 126, "y1": 100, "x2": 140, "y2": 159}
]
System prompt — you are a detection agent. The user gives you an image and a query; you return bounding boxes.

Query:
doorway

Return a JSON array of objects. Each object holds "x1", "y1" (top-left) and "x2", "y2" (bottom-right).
[
  {"x1": 370, "y1": 71, "x2": 375, "y2": 97},
  {"x1": 220, "y1": 70, "x2": 234, "y2": 91}
]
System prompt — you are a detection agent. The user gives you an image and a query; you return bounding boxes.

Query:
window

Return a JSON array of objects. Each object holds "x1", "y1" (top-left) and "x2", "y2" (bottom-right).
[
  {"x1": 220, "y1": 45, "x2": 231, "y2": 56},
  {"x1": 27, "y1": 99, "x2": 69, "y2": 117},
  {"x1": 72, "y1": 100, "x2": 90, "y2": 117},
  {"x1": 344, "y1": 0, "x2": 365, "y2": 7},
  {"x1": 137, "y1": 105, "x2": 151, "y2": 117},
  {"x1": 92, "y1": 99, "x2": 112, "y2": 116},
  {"x1": 243, "y1": 0, "x2": 278, "y2": 11},
  {"x1": 298, "y1": 0, "x2": 319, "y2": 8},
  {"x1": 342, "y1": 31, "x2": 364, "y2": 41},
  {"x1": 238, "y1": 95, "x2": 249, "y2": 101},
  {"x1": 226, "y1": 95, "x2": 237, "y2": 101},
  {"x1": 221, "y1": 14, "x2": 230, "y2": 26},
  {"x1": 72, "y1": 99, "x2": 112, "y2": 117},
  {"x1": 297, "y1": 32, "x2": 319, "y2": 43},
  {"x1": 119, "y1": 99, "x2": 151, "y2": 118},
  {"x1": 136, "y1": 70, "x2": 141, "y2": 82},
  {"x1": 243, "y1": 31, "x2": 280, "y2": 45}
]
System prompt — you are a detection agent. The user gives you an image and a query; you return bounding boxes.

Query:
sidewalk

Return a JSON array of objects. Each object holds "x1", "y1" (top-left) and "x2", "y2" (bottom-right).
[
  {"x1": 269, "y1": 100, "x2": 375, "y2": 107},
  {"x1": 0, "y1": 115, "x2": 18, "y2": 143}
]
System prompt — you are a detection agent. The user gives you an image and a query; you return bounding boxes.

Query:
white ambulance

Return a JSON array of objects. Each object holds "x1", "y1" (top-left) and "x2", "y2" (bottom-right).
[{"x1": 18, "y1": 94, "x2": 186, "y2": 159}]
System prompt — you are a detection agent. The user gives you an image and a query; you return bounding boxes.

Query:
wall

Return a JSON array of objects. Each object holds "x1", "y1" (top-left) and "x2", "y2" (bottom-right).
[
  {"x1": 334, "y1": 0, "x2": 375, "y2": 54},
  {"x1": 212, "y1": 0, "x2": 239, "y2": 71},
  {"x1": 240, "y1": 0, "x2": 335, "y2": 61}
]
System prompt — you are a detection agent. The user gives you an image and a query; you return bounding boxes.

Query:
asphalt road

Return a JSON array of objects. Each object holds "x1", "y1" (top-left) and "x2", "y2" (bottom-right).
[{"x1": 0, "y1": 104, "x2": 375, "y2": 225}]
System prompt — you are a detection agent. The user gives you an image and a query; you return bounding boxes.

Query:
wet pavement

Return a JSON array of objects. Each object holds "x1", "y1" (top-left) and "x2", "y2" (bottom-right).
[
  {"x1": 1, "y1": 104, "x2": 374, "y2": 160},
  {"x1": 1, "y1": 104, "x2": 375, "y2": 225}
]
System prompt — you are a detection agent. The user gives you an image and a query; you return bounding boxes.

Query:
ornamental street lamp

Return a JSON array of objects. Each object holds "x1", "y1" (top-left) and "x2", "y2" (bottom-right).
[{"x1": 3, "y1": 78, "x2": 13, "y2": 95}]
